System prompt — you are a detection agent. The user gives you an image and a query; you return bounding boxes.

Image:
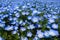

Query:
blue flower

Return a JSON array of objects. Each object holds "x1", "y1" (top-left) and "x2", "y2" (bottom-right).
[
  {"x1": 2, "y1": 14, "x2": 8, "y2": 19},
  {"x1": 14, "y1": 6, "x2": 19, "y2": 10},
  {"x1": 32, "y1": 10, "x2": 38, "y2": 15},
  {"x1": 14, "y1": 11, "x2": 18, "y2": 14},
  {"x1": 46, "y1": 25, "x2": 51, "y2": 29},
  {"x1": 31, "y1": 16, "x2": 39, "y2": 23},
  {"x1": 33, "y1": 36, "x2": 39, "y2": 40},
  {"x1": 52, "y1": 11, "x2": 57, "y2": 14},
  {"x1": 11, "y1": 21, "x2": 16, "y2": 24},
  {"x1": 47, "y1": 14, "x2": 52, "y2": 18},
  {"x1": 5, "y1": 25, "x2": 13, "y2": 31},
  {"x1": 20, "y1": 27, "x2": 26, "y2": 31},
  {"x1": 19, "y1": 20, "x2": 23, "y2": 24},
  {"x1": 0, "y1": 23, "x2": 5, "y2": 28},
  {"x1": 52, "y1": 15, "x2": 58, "y2": 19},
  {"x1": 22, "y1": 12, "x2": 29, "y2": 15},
  {"x1": 13, "y1": 26, "x2": 18, "y2": 30},
  {"x1": 48, "y1": 18, "x2": 55, "y2": 23},
  {"x1": 13, "y1": 17, "x2": 17, "y2": 21},
  {"x1": 22, "y1": 5, "x2": 27, "y2": 9},
  {"x1": 49, "y1": 29, "x2": 59, "y2": 36},
  {"x1": 12, "y1": 30, "x2": 17, "y2": 34},
  {"x1": 22, "y1": 22, "x2": 26, "y2": 25},
  {"x1": 0, "y1": 20, "x2": 5, "y2": 24},
  {"x1": 21, "y1": 37, "x2": 28, "y2": 40},
  {"x1": 27, "y1": 16, "x2": 32, "y2": 20},
  {"x1": 0, "y1": 36, "x2": 4, "y2": 40},
  {"x1": 27, "y1": 31, "x2": 32, "y2": 37},
  {"x1": 8, "y1": 17, "x2": 13, "y2": 21},
  {"x1": 15, "y1": 13, "x2": 20, "y2": 17},
  {"x1": 52, "y1": 24, "x2": 58, "y2": 29},
  {"x1": 27, "y1": 24, "x2": 35, "y2": 29},
  {"x1": 44, "y1": 31, "x2": 50, "y2": 38},
  {"x1": 0, "y1": 7, "x2": 5, "y2": 12},
  {"x1": 36, "y1": 30, "x2": 44, "y2": 38},
  {"x1": 38, "y1": 24, "x2": 42, "y2": 28}
]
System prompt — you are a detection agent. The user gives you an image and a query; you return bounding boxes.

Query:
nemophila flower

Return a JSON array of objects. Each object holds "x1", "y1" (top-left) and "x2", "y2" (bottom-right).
[
  {"x1": 22, "y1": 12, "x2": 29, "y2": 15},
  {"x1": 20, "y1": 27, "x2": 26, "y2": 31},
  {"x1": 37, "y1": 11, "x2": 41, "y2": 14},
  {"x1": 2, "y1": 15, "x2": 8, "y2": 19},
  {"x1": 22, "y1": 22, "x2": 26, "y2": 25},
  {"x1": 5, "y1": 25, "x2": 13, "y2": 31},
  {"x1": 0, "y1": 11, "x2": 2, "y2": 13},
  {"x1": 13, "y1": 26, "x2": 18, "y2": 30},
  {"x1": 14, "y1": 11, "x2": 18, "y2": 14},
  {"x1": 24, "y1": 37, "x2": 28, "y2": 40},
  {"x1": 0, "y1": 16, "x2": 4, "y2": 20},
  {"x1": 26, "y1": 12, "x2": 30, "y2": 15},
  {"x1": 36, "y1": 30, "x2": 44, "y2": 38},
  {"x1": 0, "y1": 14, "x2": 4, "y2": 19},
  {"x1": 8, "y1": 12, "x2": 13, "y2": 15},
  {"x1": 15, "y1": 13, "x2": 20, "y2": 17},
  {"x1": 27, "y1": 31, "x2": 32, "y2": 37},
  {"x1": 0, "y1": 20, "x2": 5, "y2": 24},
  {"x1": 38, "y1": 17, "x2": 44, "y2": 21},
  {"x1": 52, "y1": 15, "x2": 58, "y2": 19},
  {"x1": 4, "y1": 14, "x2": 8, "y2": 17},
  {"x1": 47, "y1": 14, "x2": 52, "y2": 18},
  {"x1": 13, "y1": 17, "x2": 18, "y2": 21},
  {"x1": 12, "y1": 30, "x2": 17, "y2": 34},
  {"x1": 46, "y1": 25, "x2": 51, "y2": 29},
  {"x1": 49, "y1": 29, "x2": 59, "y2": 36},
  {"x1": 38, "y1": 24, "x2": 42, "y2": 28},
  {"x1": 19, "y1": 20, "x2": 23, "y2": 24},
  {"x1": 33, "y1": 36, "x2": 39, "y2": 40},
  {"x1": 43, "y1": 15, "x2": 48, "y2": 18},
  {"x1": 14, "y1": 6, "x2": 19, "y2": 10},
  {"x1": 27, "y1": 24, "x2": 35, "y2": 29},
  {"x1": 48, "y1": 18, "x2": 55, "y2": 23},
  {"x1": 52, "y1": 11, "x2": 57, "y2": 14},
  {"x1": 30, "y1": 8, "x2": 35, "y2": 11},
  {"x1": 7, "y1": 5, "x2": 11, "y2": 8},
  {"x1": 0, "y1": 23, "x2": 5, "y2": 28},
  {"x1": 52, "y1": 24, "x2": 58, "y2": 29},
  {"x1": 4, "y1": 7, "x2": 8, "y2": 10},
  {"x1": 31, "y1": 16, "x2": 39, "y2": 23},
  {"x1": 0, "y1": 14, "x2": 3, "y2": 17},
  {"x1": 22, "y1": 12, "x2": 26, "y2": 15},
  {"x1": 32, "y1": 10, "x2": 41, "y2": 15},
  {"x1": 22, "y1": 5, "x2": 27, "y2": 9},
  {"x1": 21, "y1": 37, "x2": 28, "y2": 40},
  {"x1": 0, "y1": 36, "x2": 4, "y2": 40},
  {"x1": 11, "y1": 21, "x2": 17, "y2": 24},
  {"x1": 44, "y1": 31, "x2": 50, "y2": 38},
  {"x1": 27, "y1": 16, "x2": 32, "y2": 20},
  {"x1": 8, "y1": 16, "x2": 13, "y2": 21},
  {"x1": 32, "y1": 10, "x2": 38, "y2": 15},
  {"x1": 0, "y1": 7, "x2": 5, "y2": 12},
  {"x1": 27, "y1": 3, "x2": 30, "y2": 6},
  {"x1": 17, "y1": 9, "x2": 22, "y2": 12},
  {"x1": 7, "y1": 7, "x2": 14, "y2": 13},
  {"x1": 6, "y1": 8, "x2": 9, "y2": 11}
]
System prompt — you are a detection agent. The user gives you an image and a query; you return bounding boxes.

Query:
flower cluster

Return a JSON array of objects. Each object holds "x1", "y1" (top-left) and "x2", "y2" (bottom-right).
[{"x1": 0, "y1": 0, "x2": 60, "y2": 40}]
